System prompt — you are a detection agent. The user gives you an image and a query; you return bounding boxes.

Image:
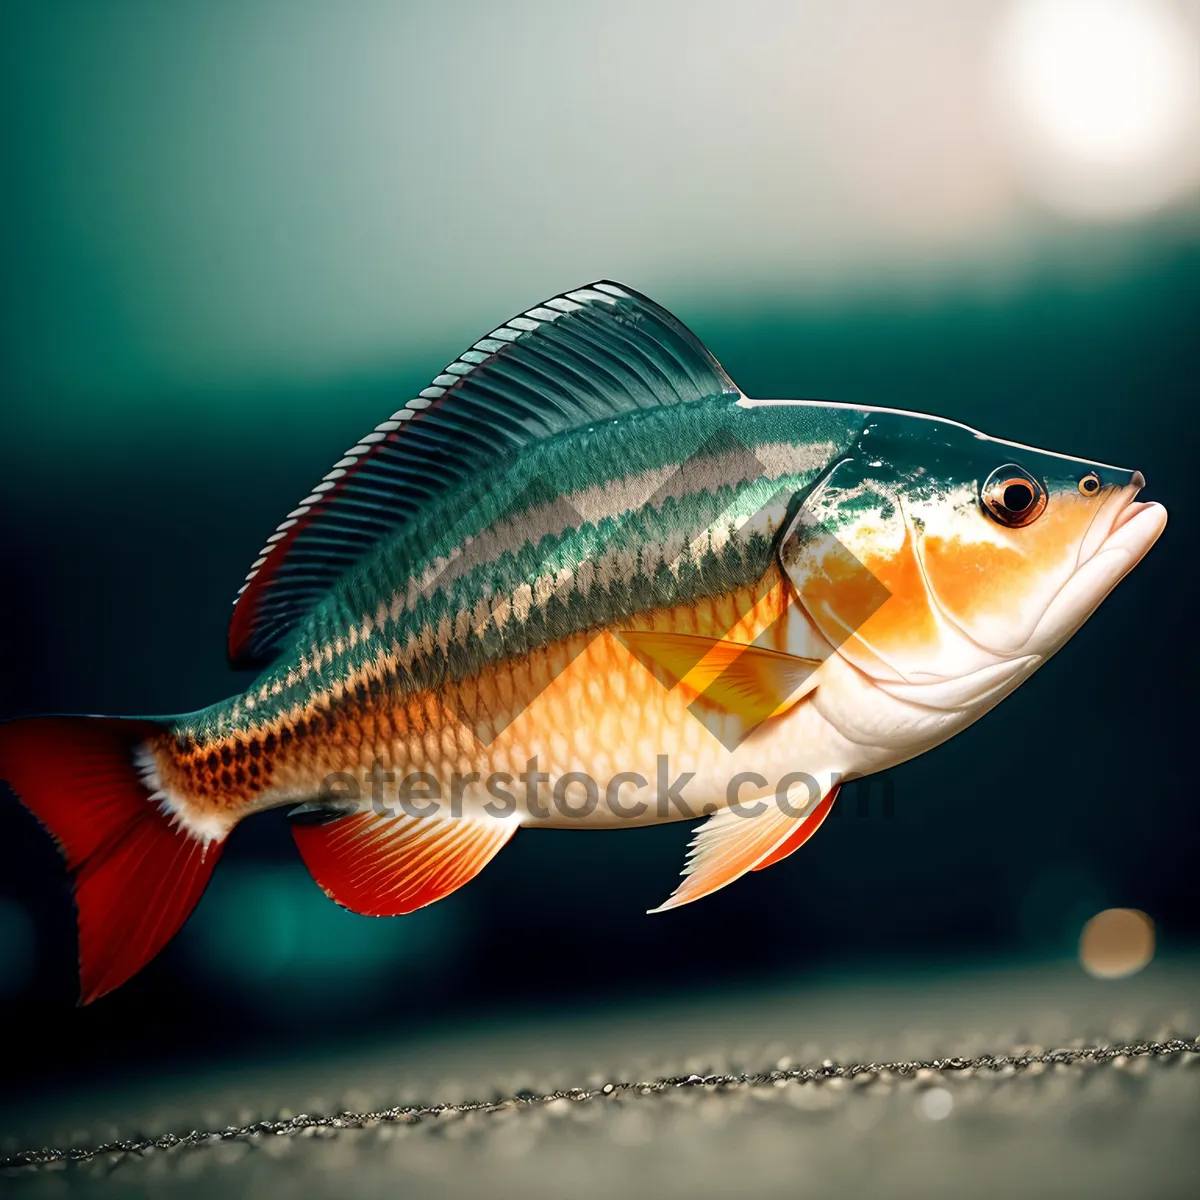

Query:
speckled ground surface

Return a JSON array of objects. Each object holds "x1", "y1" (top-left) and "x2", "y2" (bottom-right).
[{"x1": 4, "y1": 960, "x2": 1199, "y2": 1199}]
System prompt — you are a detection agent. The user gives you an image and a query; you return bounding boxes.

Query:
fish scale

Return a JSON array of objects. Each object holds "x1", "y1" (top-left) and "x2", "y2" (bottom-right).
[{"x1": 155, "y1": 570, "x2": 804, "y2": 828}]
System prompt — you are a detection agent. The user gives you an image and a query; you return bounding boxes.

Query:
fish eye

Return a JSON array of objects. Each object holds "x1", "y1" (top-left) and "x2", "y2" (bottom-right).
[
  {"x1": 1079, "y1": 473, "x2": 1101, "y2": 496},
  {"x1": 981, "y1": 465, "x2": 1047, "y2": 529}
]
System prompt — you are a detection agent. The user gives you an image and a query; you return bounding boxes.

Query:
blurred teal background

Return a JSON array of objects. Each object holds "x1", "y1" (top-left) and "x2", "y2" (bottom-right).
[{"x1": 0, "y1": 0, "x2": 1196, "y2": 1097}]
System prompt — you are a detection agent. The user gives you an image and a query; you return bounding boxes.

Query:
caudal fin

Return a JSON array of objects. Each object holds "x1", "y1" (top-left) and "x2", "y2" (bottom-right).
[{"x1": 0, "y1": 716, "x2": 223, "y2": 1003}]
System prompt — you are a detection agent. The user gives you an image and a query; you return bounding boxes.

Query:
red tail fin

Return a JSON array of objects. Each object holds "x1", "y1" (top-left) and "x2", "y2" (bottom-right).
[{"x1": 0, "y1": 716, "x2": 223, "y2": 1003}]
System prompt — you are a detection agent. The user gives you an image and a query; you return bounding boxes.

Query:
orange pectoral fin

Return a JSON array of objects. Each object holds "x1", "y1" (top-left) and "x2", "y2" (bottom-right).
[
  {"x1": 618, "y1": 630, "x2": 821, "y2": 723},
  {"x1": 752, "y1": 784, "x2": 839, "y2": 871},
  {"x1": 292, "y1": 810, "x2": 516, "y2": 917}
]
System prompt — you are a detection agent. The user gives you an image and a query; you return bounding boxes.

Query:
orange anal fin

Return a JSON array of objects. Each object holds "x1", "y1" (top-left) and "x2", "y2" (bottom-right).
[
  {"x1": 292, "y1": 810, "x2": 516, "y2": 917},
  {"x1": 752, "y1": 783, "x2": 839, "y2": 871}
]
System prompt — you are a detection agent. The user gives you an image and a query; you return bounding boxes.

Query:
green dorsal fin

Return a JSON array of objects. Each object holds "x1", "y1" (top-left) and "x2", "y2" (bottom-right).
[{"x1": 228, "y1": 282, "x2": 740, "y2": 669}]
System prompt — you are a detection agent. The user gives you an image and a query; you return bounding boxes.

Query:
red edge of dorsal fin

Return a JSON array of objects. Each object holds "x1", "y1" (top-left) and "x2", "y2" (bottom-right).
[
  {"x1": 0, "y1": 716, "x2": 224, "y2": 1003},
  {"x1": 226, "y1": 444, "x2": 380, "y2": 665}
]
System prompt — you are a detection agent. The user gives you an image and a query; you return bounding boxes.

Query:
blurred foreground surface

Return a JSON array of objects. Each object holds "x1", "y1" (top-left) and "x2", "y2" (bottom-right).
[{"x1": 5, "y1": 959, "x2": 1198, "y2": 1199}]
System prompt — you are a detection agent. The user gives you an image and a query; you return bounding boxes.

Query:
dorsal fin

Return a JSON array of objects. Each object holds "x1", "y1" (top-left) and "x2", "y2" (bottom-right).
[{"x1": 228, "y1": 281, "x2": 739, "y2": 668}]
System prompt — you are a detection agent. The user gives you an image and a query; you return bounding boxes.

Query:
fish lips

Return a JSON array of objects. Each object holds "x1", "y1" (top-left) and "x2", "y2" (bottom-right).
[{"x1": 1027, "y1": 490, "x2": 1167, "y2": 657}]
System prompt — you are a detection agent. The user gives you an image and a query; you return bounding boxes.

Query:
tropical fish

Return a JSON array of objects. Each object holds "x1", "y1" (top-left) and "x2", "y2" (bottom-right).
[{"x1": 0, "y1": 282, "x2": 1166, "y2": 1002}]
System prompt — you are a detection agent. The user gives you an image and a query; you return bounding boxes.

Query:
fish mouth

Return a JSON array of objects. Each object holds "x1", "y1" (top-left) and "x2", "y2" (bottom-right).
[
  {"x1": 1097, "y1": 471, "x2": 1166, "y2": 557},
  {"x1": 1110, "y1": 498, "x2": 1158, "y2": 536},
  {"x1": 1027, "y1": 478, "x2": 1166, "y2": 655},
  {"x1": 1076, "y1": 471, "x2": 1164, "y2": 566}
]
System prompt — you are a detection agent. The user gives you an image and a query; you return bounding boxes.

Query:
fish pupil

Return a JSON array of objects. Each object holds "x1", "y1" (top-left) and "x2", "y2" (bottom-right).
[{"x1": 1003, "y1": 482, "x2": 1034, "y2": 512}]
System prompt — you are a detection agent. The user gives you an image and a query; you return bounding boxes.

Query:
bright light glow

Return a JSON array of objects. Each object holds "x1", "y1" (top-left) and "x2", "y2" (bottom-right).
[
  {"x1": 1079, "y1": 907, "x2": 1156, "y2": 979},
  {"x1": 992, "y1": 0, "x2": 1200, "y2": 218}
]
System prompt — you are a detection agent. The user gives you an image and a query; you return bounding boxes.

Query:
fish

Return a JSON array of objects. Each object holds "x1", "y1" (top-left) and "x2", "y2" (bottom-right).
[{"x1": 0, "y1": 281, "x2": 1167, "y2": 1003}]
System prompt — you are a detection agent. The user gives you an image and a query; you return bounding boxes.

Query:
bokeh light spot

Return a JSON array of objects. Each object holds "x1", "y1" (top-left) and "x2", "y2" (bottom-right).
[
  {"x1": 1079, "y1": 907, "x2": 1155, "y2": 979},
  {"x1": 919, "y1": 1087, "x2": 954, "y2": 1121},
  {"x1": 991, "y1": 0, "x2": 1200, "y2": 219}
]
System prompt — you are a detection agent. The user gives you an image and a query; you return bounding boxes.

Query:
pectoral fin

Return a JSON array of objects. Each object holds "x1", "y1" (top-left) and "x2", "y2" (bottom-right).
[
  {"x1": 648, "y1": 780, "x2": 837, "y2": 913},
  {"x1": 618, "y1": 630, "x2": 821, "y2": 732}
]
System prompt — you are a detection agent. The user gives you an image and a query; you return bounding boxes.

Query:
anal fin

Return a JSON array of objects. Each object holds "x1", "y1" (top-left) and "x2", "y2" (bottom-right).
[{"x1": 291, "y1": 809, "x2": 516, "y2": 917}]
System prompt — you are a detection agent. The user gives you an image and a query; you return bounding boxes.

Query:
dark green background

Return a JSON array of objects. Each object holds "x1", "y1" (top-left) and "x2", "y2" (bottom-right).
[{"x1": 0, "y1": 1, "x2": 1195, "y2": 1105}]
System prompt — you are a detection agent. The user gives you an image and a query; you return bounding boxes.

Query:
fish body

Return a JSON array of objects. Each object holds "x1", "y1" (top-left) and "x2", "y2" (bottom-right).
[
  {"x1": 155, "y1": 396, "x2": 856, "y2": 835},
  {"x1": 0, "y1": 282, "x2": 1167, "y2": 1000}
]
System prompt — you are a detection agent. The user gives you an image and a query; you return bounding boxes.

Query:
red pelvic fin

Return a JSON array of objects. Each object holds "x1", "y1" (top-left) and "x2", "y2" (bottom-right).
[
  {"x1": 292, "y1": 809, "x2": 516, "y2": 917},
  {"x1": 0, "y1": 716, "x2": 223, "y2": 1004},
  {"x1": 752, "y1": 784, "x2": 840, "y2": 871}
]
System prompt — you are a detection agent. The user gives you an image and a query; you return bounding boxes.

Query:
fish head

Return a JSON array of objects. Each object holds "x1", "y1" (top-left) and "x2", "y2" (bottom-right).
[{"x1": 777, "y1": 408, "x2": 1167, "y2": 712}]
